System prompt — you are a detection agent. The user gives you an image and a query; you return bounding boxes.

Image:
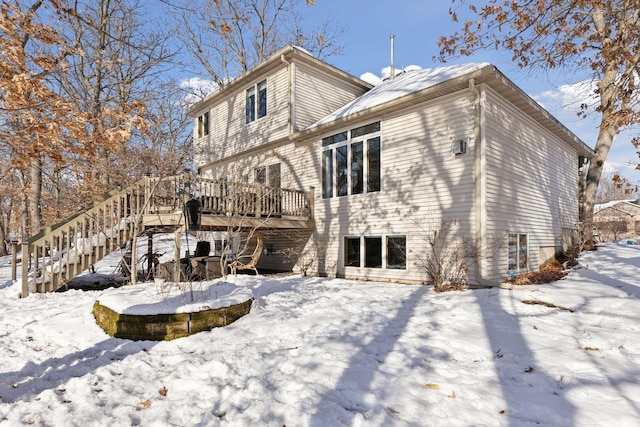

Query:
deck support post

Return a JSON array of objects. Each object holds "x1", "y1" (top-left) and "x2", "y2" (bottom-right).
[
  {"x1": 147, "y1": 233, "x2": 154, "y2": 279},
  {"x1": 21, "y1": 243, "x2": 30, "y2": 297},
  {"x1": 309, "y1": 186, "x2": 315, "y2": 220},
  {"x1": 174, "y1": 228, "x2": 181, "y2": 281},
  {"x1": 11, "y1": 243, "x2": 18, "y2": 281}
]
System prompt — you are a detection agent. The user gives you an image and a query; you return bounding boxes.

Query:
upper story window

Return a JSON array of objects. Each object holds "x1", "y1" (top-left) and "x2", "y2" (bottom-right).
[
  {"x1": 322, "y1": 122, "x2": 381, "y2": 199},
  {"x1": 246, "y1": 79, "x2": 267, "y2": 124},
  {"x1": 197, "y1": 112, "x2": 209, "y2": 138},
  {"x1": 255, "y1": 163, "x2": 281, "y2": 188}
]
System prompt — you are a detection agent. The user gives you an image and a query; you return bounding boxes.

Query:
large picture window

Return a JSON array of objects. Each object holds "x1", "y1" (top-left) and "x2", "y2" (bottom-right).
[
  {"x1": 322, "y1": 122, "x2": 381, "y2": 198},
  {"x1": 246, "y1": 80, "x2": 267, "y2": 124},
  {"x1": 508, "y1": 233, "x2": 528, "y2": 274}
]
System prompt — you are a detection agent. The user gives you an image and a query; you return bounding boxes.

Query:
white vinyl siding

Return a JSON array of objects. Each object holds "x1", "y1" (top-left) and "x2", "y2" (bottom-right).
[
  {"x1": 312, "y1": 91, "x2": 477, "y2": 283},
  {"x1": 482, "y1": 85, "x2": 579, "y2": 281},
  {"x1": 194, "y1": 58, "x2": 369, "y2": 172},
  {"x1": 294, "y1": 61, "x2": 369, "y2": 131},
  {"x1": 196, "y1": 66, "x2": 290, "y2": 166}
]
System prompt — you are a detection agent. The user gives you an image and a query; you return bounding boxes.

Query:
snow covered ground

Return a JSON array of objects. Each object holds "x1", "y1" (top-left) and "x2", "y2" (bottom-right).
[{"x1": 1, "y1": 238, "x2": 640, "y2": 426}]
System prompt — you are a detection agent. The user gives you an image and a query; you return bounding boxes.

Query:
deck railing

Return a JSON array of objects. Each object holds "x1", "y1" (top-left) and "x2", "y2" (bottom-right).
[{"x1": 17, "y1": 174, "x2": 313, "y2": 296}]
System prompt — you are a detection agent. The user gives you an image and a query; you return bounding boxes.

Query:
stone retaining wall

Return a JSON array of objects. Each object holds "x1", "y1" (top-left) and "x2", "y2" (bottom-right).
[{"x1": 93, "y1": 298, "x2": 253, "y2": 341}]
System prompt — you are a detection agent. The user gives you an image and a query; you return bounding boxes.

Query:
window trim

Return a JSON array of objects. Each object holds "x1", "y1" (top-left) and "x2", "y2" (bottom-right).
[
  {"x1": 322, "y1": 121, "x2": 381, "y2": 199},
  {"x1": 246, "y1": 79, "x2": 267, "y2": 124},
  {"x1": 386, "y1": 235, "x2": 407, "y2": 270},
  {"x1": 508, "y1": 233, "x2": 528, "y2": 275},
  {"x1": 342, "y1": 234, "x2": 407, "y2": 270},
  {"x1": 197, "y1": 111, "x2": 209, "y2": 138}
]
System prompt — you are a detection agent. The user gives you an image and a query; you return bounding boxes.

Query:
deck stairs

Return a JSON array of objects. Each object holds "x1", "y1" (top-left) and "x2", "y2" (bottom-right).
[{"x1": 16, "y1": 174, "x2": 313, "y2": 296}]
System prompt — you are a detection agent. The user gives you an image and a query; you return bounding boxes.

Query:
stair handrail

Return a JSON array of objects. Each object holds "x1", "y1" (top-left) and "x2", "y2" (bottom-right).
[{"x1": 27, "y1": 179, "x2": 145, "y2": 245}]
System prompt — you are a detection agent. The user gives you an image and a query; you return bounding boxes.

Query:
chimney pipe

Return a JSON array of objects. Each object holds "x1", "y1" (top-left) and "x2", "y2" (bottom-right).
[{"x1": 390, "y1": 35, "x2": 395, "y2": 80}]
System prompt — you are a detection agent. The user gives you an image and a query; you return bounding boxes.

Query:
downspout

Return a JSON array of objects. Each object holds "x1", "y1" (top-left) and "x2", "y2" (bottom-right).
[
  {"x1": 281, "y1": 54, "x2": 294, "y2": 135},
  {"x1": 469, "y1": 79, "x2": 493, "y2": 286}
]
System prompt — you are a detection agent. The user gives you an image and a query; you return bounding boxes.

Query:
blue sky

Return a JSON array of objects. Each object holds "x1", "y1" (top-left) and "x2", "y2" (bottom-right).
[{"x1": 298, "y1": 0, "x2": 640, "y2": 186}]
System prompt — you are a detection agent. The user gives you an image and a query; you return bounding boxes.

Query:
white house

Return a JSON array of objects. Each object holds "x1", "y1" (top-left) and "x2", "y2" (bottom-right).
[{"x1": 186, "y1": 45, "x2": 593, "y2": 285}]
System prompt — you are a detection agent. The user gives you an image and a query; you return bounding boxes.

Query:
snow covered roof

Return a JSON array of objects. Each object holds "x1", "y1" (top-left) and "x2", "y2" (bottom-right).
[
  {"x1": 594, "y1": 199, "x2": 639, "y2": 213},
  {"x1": 310, "y1": 63, "x2": 490, "y2": 128},
  {"x1": 301, "y1": 61, "x2": 593, "y2": 159}
]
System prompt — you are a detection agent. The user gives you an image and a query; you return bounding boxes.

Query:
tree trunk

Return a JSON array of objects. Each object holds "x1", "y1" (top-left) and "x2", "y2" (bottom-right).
[
  {"x1": 28, "y1": 156, "x2": 43, "y2": 235},
  {"x1": 582, "y1": 119, "x2": 617, "y2": 226},
  {"x1": 0, "y1": 218, "x2": 7, "y2": 257}
]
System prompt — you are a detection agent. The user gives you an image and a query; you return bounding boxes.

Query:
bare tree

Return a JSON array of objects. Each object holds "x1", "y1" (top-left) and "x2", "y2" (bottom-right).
[
  {"x1": 595, "y1": 170, "x2": 638, "y2": 203},
  {"x1": 598, "y1": 220, "x2": 628, "y2": 242},
  {"x1": 174, "y1": 0, "x2": 343, "y2": 88},
  {"x1": 0, "y1": 0, "x2": 175, "y2": 237},
  {"x1": 56, "y1": 0, "x2": 175, "y2": 196},
  {"x1": 439, "y1": 1, "x2": 640, "y2": 232}
]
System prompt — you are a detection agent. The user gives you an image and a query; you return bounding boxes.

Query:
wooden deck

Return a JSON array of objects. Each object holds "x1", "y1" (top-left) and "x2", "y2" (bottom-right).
[
  {"x1": 143, "y1": 212, "x2": 315, "y2": 230},
  {"x1": 15, "y1": 174, "x2": 314, "y2": 296}
]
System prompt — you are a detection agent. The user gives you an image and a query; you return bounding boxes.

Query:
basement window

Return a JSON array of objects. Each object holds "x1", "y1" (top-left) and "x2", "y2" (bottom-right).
[
  {"x1": 343, "y1": 234, "x2": 407, "y2": 270},
  {"x1": 387, "y1": 236, "x2": 406, "y2": 270},
  {"x1": 344, "y1": 237, "x2": 361, "y2": 267},
  {"x1": 508, "y1": 233, "x2": 528, "y2": 275}
]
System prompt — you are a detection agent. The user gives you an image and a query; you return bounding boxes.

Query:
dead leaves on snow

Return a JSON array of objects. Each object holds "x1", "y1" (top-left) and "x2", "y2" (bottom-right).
[
  {"x1": 136, "y1": 386, "x2": 168, "y2": 411},
  {"x1": 138, "y1": 399, "x2": 152, "y2": 410},
  {"x1": 425, "y1": 382, "x2": 457, "y2": 398},
  {"x1": 520, "y1": 299, "x2": 574, "y2": 312}
]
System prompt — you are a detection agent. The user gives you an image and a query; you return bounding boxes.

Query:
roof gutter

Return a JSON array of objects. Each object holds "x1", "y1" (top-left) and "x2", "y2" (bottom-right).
[
  {"x1": 281, "y1": 54, "x2": 294, "y2": 135},
  {"x1": 290, "y1": 67, "x2": 491, "y2": 141}
]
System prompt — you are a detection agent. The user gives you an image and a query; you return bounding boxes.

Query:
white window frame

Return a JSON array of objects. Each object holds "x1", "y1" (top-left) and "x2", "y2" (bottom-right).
[
  {"x1": 322, "y1": 122, "x2": 381, "y2": 199},
  {"x1": 508, "y1": 233, "x2": 529, "y2": 275},
  {"x1": 246, "y1": 79, "x2": 267, "y2": 124},
  {"x1": 197, "y1": 111, "x2": 209, "y2": 138},
  {"x1": 342, "y1": 234, "x2": 407, "y2": 270}
]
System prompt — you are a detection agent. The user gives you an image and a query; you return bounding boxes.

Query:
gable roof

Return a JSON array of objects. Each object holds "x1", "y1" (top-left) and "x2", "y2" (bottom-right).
[
  {"x1": 185, "y1": 45, "x2": 373, "y2": 117},
  {"x1": 595, "y1": 199, "x2": 640, "y2": 213},
  {"x1": 298, "y1": 63, "x2": 594, "y2": 159}
]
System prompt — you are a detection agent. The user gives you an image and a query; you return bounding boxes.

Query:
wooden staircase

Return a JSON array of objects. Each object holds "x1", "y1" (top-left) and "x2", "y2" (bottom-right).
[{"x1": 16, "y1": 174, "x2": 314, "y2": 296}]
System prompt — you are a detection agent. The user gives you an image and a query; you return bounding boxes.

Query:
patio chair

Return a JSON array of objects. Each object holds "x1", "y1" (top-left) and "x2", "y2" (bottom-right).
[{"x1": 229, "y1": 233, "x2": 263, "y2": 275}]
